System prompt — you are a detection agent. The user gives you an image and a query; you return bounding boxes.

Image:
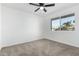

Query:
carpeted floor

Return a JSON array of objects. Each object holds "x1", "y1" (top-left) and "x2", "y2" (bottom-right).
[{"x1": 0, "y1": 39, "x2": 79, "y2": 56}]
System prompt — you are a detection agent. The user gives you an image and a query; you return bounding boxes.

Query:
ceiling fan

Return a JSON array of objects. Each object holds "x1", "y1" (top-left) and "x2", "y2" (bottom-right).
[{"x1": 29, "y1": 3, "x2": 55, "y2": 12}]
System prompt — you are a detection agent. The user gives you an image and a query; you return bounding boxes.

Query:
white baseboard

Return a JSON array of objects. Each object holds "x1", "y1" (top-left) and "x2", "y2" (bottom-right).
[
  {"x1": 44, "y1": 37, "x2": 79, "y2": 48},
  {"x1": 1, "y1": 36, "x2": 43, "y2": 48}
]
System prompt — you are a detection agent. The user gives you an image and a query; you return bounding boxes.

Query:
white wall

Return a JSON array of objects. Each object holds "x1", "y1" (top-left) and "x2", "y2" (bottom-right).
[
  {"x1": 0, "y1": 4, "x2": 2, "y2": 49},
  {"x1": 43, "y1": 5, "x2": 79, "y2": 47},
  {"x1": 2, "y1": 6, "x2": 43, "y2": 48}
]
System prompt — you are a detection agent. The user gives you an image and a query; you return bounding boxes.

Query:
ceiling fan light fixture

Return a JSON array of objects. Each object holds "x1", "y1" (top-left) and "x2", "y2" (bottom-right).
[{"x1": 40, "y1": 7, "x2": 44, "y2": 10}]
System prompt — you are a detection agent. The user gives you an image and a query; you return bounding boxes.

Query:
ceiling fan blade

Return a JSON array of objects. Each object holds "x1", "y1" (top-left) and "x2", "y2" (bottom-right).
[
  {"x1": 43, "y1": 8, "x2": 47, "y2": 12},
  {"x1": 39, "y1": 3, "x2": 44, "y2": 6},
  {"x1": 29, "y1": 3, "x2": 39, "y2": 6},
  {"x1": 35, "y1": 8, "x2": 40, "y2": 12},
  {"x1": 45, "y1": 3, "x2": 55, "y2": 7}
]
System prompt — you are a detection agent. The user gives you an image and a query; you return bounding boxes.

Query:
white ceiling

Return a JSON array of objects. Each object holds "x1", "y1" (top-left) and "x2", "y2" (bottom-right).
[{"x1": 2, "y1": 3, "x2": 79, "y2": 16}]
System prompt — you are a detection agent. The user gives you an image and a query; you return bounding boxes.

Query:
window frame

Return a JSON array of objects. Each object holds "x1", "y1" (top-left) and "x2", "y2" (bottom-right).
[{"x1": 51, "y1": 13, "x2": 75, "y2": 31}]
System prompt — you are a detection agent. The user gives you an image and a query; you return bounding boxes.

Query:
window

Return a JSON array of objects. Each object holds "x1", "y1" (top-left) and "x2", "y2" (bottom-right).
[
  {"x1": 51, "y1": 13, "x2": 75, "y2": 31},
  {"x1": 51, "y1": 18, "x2": 60, "y2": 31}
]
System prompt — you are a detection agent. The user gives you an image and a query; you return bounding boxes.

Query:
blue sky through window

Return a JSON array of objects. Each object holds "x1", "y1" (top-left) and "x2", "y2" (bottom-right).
[
  {"x1": 61, "y1": 16, "x2": 75, "y2": 26},
  {"x1": 52, "y1": 19, "x2": 60, "y2": 30}
]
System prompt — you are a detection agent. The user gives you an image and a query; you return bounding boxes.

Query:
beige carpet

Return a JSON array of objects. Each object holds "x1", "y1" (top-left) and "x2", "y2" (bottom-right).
[{"x1": 0, "y1": 39, "x2": 79, "y2": 56}]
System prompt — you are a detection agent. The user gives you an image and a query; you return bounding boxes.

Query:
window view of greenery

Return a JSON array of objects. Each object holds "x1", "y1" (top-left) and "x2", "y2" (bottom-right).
[
  {"x1": 61, "y1": 16, "x2": 75, "y2": 31},
  {"x1": 51, "y1": 14, "x2": 75, "y2": 31}
]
